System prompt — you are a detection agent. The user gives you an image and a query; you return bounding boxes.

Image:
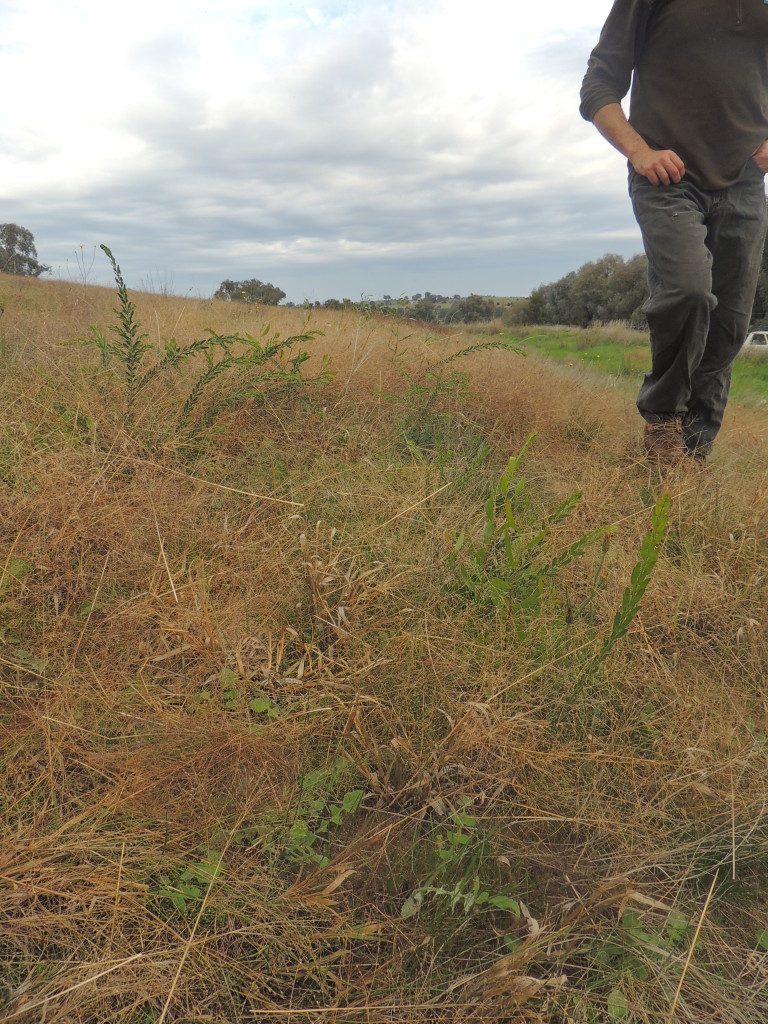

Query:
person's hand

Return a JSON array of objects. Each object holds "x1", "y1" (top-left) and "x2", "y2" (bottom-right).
[
  {"x1": 752, "y1": 139, "x2": 768, "y2": 173},
  {"x1": 628, "y1": 142, "x2": 685, "y2": 186}
]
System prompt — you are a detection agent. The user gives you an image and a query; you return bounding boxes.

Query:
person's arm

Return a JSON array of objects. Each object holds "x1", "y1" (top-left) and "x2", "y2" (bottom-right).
[
  {"x1": 580, "y1": 0, "x2": 684, "y2": 185},
  {"x1": 580, "y1": 0, "x2": 649, "y2": 122},
  {"x1": 593, "y1": 102, "x2": 685, "y2": 186},
  {"x1": 752, "y1": 139, "x2": 768, "y2": 173}
]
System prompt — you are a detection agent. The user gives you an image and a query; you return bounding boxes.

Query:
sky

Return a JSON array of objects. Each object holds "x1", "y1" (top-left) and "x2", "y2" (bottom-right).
[{"x1": 0, "y1": 0, "x2": 639, "y2": 303}]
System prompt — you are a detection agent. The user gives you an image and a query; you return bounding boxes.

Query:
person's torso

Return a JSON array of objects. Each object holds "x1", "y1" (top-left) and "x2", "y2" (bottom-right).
[{"x1": 630, "y1": 0, "x2": 768, "y2": 187}]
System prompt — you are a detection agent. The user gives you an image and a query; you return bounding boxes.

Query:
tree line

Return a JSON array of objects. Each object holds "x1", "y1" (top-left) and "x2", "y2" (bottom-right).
[
  {"x1": 316, "y1": 293, "x2": 503, "y2": 324},
  {"x1": 503, "y1": 253, "x2": 650, "y2": 329},
  {"x1": 215, "y1": 283, "x2": 504, "y2": 323},
  {"x1": 6, "y1": 220, "x2": 768, "y2": 330},
  {"x1": 506, "y1": 238, "x2": 768, "y2": 329}
]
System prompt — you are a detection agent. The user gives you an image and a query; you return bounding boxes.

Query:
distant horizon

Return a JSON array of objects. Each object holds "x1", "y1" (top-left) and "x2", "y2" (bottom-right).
[
  {"x1": 40, "y1": 242, "x2": 645, "y2": 309},
  {"x1": 44, "y1": 264, "x2": 531, "y2": 305}
]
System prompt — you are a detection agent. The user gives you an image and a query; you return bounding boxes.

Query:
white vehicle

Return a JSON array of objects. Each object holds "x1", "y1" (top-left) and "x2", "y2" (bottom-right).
[{"x1": 743, "y1": 330, "x2": 768, "y2": 350}]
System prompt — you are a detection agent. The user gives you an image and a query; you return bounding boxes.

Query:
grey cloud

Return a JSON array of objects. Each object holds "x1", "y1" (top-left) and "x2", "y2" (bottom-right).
[
  {"x1": 21, "y1": 158, "x2": 640, "y2": 304},
  {"x1": 21, "y1": 152, "x2": 642, "y2": 302},
  {"x1": 525, "y1": 29, "x2": 598, "y2": 81}
]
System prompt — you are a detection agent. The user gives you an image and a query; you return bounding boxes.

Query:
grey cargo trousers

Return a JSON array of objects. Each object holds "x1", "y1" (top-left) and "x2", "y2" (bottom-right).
[{"x1": 629, "y1": 161, "x2": 767, "y2": 455}]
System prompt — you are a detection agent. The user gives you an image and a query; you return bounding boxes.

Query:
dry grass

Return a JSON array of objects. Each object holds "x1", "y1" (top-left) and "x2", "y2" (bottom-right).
[{"x1": 3, "y1": 273, "x2": 768, "y2": 1022}]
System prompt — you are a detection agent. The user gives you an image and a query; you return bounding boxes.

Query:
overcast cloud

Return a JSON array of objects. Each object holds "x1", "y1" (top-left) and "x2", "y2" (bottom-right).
[{"x1": 0, "y1": 0, "x2": 637, "y2": 302}]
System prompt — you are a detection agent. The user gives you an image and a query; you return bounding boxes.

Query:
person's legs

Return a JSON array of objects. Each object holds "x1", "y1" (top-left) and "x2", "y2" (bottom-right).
[
  {"x1": 683, "y1": 166, "x2": 767, "y2": 456},
  {"x1": 629, "y1": 172, "x2": 715, "y2": 429}
]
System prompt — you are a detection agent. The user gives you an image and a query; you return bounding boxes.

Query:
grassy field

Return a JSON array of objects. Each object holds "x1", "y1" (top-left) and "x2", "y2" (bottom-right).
[
  {"x1": 4, "y1": 273, "x2": 768, "y2": 1023},
  {"x1": 503, "y1": 323, "x2": 768, "y2": 409}
]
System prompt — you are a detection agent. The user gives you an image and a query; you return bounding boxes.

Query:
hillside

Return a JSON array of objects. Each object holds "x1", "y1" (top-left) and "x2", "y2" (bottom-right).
[{"x1": 3, "y1": 272, "x2": 768, "y2": 1023}]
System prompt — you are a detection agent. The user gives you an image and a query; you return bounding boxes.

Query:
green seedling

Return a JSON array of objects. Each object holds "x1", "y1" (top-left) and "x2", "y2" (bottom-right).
[{"x1": 450, "y1": 434, "x2": 611, "y2": 616}]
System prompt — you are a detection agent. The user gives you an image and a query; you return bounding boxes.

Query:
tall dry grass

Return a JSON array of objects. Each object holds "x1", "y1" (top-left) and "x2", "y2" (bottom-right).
[{"x1": 3, "y1": 273, "x2": 768, "y2": 1022}]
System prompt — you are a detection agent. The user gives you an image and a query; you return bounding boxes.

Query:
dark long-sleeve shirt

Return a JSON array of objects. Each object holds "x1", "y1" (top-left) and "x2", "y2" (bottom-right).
[{"x1": 580, "y1": 0, "x2": 768, "y2": 189}]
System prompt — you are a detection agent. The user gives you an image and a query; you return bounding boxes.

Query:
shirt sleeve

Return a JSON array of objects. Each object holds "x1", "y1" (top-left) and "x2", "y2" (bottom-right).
[{"x1": 579, "y1": 0, "x2": 654, "y2": 122}]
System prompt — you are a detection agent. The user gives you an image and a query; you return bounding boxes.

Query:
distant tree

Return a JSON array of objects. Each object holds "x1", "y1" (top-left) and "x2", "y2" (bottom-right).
[
  {"x1": 453, "y1": 294, "x2": 496, "y2": 323},
  {"x1": 545, "y1": 271, "x2": 579, "y2": 324},
  {"x1": 527, "y1": 287, "x2": 548, "y2": 324},
  {"x1": 214, "y1": 278, "x2": 286, "y2": 305},
  {"x1": 412, "y1": 297, "x2": 436, "y2": 322},
  {"x1": 565, "y1": 253, "x2": 645, "y2": 325},
  {"x1": 502, "y1": 298, "x2": 533, "y2": 327},
  {"x1": 0, "y1": 223, "x2": 50, "y2": 277},
  {"x1": 526, "y1": 254, "x2": 649, "y2": 327},
  {"x1": 606, "y1": 254, "x2": 649, "y2": 324},
  {"x1": 323, "y1": 298, "x2": 343, "y2": 310}
]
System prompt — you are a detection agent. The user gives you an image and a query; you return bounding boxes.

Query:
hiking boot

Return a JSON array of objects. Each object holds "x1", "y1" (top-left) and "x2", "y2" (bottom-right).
[
  {"x1": 686, "y1": 449, "x2": 709, "y2": 464},
  {"x1": 643, "y1": 419, "x2": 685, "y2": 461}
]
